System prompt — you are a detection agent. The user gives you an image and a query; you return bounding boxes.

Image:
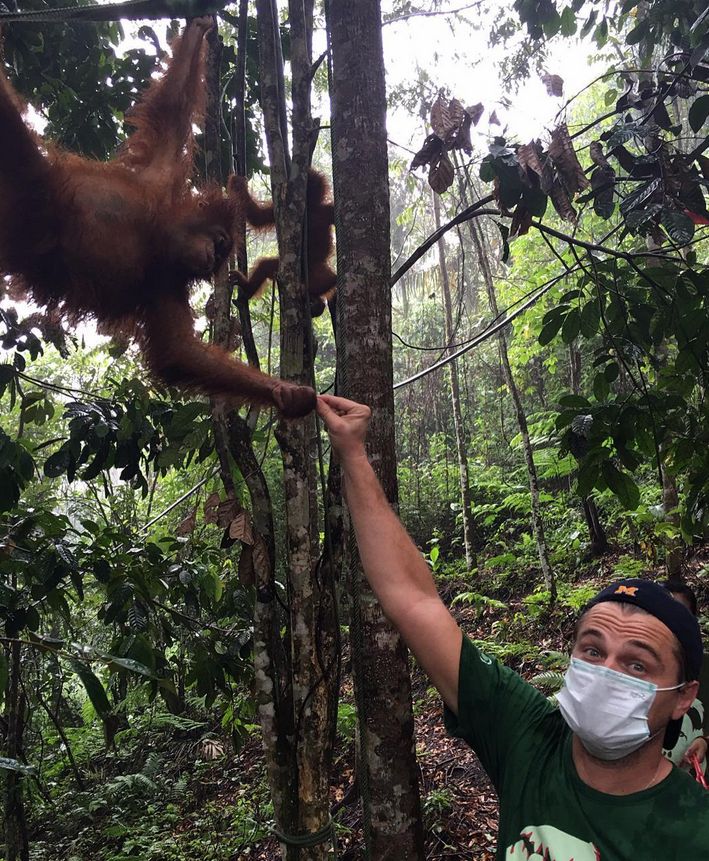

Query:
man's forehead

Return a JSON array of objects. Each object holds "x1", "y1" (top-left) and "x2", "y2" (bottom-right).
[{"x1": 578, "y1": 602, "x2": 675, "y2": 647}]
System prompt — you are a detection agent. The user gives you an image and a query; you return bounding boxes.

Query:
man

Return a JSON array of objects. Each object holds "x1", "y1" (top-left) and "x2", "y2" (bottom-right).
[{"x1": 317, "y1": 394, "x2": 709, "y2": 860}]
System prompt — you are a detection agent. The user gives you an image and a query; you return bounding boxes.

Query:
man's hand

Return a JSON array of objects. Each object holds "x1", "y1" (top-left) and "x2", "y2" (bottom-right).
[
  {"x1": 682, "y1": 736, "x2": 708, "y2": 767},
  {"x1": 316, "y1": 394, "x2": 371, "y2": 464}
]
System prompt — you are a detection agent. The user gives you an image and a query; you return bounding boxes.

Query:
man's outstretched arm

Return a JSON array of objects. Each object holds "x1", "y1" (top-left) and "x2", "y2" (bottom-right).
[{"x1": 317, "y1": 394, "x2": 462, "y2": 713}]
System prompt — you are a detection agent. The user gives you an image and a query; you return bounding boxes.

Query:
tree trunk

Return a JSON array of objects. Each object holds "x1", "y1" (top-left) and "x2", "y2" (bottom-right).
[
  {"x1": 468, "y1": 216, "x2": 556, "y2": 601},
  {"x1": 432, "y1": 191, "x2": 475, "y2": 570},
  {"x1": 569, "y1": 344, "x2": 608, "y2": 556},
  {"x1": 662, "y1": 466, "x2": 682, "y2": 576},
  {"x1": 328, "y1": 3, "x2": 425, "y2": 858},
  {"x1": 205, "y1": 16, "x2": 301, "y2": 856},
  {"x1": 4, "y1": 642, "x2": 29, "y2": 861},
  {"x1": 255, "y1": 2, "x2": 338, "y2": 857}
]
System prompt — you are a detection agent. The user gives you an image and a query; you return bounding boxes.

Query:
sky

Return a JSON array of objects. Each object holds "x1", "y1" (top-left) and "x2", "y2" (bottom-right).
[{"x1": 378, "y1": 2, "x2": 604, "y2": 153}]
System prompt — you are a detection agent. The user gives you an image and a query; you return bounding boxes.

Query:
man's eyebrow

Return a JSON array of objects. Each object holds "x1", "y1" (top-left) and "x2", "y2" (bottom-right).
[
  {"x1": 575, "y1": 629, "x2": 663, "y2": 664},
  {"x1": 626, "y1": 639, "x2": 662, "y2": 664},
  {"x1": 576, "y1": 627, "x2": 604, "y2": 640}
]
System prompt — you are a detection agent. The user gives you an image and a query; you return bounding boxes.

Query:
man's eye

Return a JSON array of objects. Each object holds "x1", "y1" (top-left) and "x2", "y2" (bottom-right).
[{"x1": 629, "y1": 662, "x2": 646, "y2": 673}]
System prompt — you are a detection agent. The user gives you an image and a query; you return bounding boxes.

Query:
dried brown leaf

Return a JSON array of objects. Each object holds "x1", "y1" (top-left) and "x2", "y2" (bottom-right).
[
  {"x1": 238, "y1": 544, "x2": 254, "y2": 587},
  {"x1": 590, "y1": 165, "x2": 616, "y2": 218},
  {"x1": 453, "y1": 112, "x2": 474, "y2": 154},
  {"x1": 467, "y1": 102, "x2": 484, "y2": 125},
  {"x1": 228, "y1": 319, "x2": 242, "y2": 352},
  {"x1": 430, "y1": 93, "x2": 451, "y2": 139},
  {"x1": 176, "y1": 507, "x2": 197, "y2": 537},
  {"x1": 431, "y1": 93, "x2": 466, "y2": 142},
  {"x1": 548, "y1": 123, "x2": 590, "y2": 195},
  {"x1": 429, "y1": 152, "x2": 455, "y2": 194},
  {"x1": 549, "y1": 177, "x2": 577, "y2": 222},
  {"x1": 517, "y1": 140, "x2": 554, "y2": 194},
  {"x1": 410, "y1": 134, "x2": 444, "y2": 171},
  {"x1": 204, "y1": 491, "x2": 221, "y2": 524},
  {"x1": 541, "y1": 73, "x2": 564, "y2": 97},
  {"x1": 589, "y1": 141, "x2": 610, "y2": 169},
  {"x1": 229, "y1": 511, "x2": 254, "y2": 545},
  {"x1": 509, "y1": 203, "x2": 533, "y2": 238},
  {"x1": 216, "y1": 497, "x2": 241, "y2": 528},
  {"x1": 252, "y1": 535, "x2": 271, "y2": 585}
]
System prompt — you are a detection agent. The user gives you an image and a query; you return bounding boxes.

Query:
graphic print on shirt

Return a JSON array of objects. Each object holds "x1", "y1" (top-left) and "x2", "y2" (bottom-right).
[{"x1": 506, "y1": 824, "x2": 600, "y2": 860}]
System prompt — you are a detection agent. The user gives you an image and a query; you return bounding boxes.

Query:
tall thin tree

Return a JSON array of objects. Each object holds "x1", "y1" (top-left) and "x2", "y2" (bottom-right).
[{"x1": 328, "y1": 2, "x2": 425, "y2": 857}]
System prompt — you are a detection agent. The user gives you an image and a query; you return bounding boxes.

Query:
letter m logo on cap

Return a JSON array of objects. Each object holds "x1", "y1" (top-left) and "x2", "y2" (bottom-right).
[{"x1": 615, "y1": 585, "x2": 638, "y2": 596}]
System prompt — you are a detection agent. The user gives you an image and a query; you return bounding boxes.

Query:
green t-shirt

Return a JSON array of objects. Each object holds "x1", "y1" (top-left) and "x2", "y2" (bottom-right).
[{"x1": 445, "y1": 635, "x2": 709, "y2": 860}]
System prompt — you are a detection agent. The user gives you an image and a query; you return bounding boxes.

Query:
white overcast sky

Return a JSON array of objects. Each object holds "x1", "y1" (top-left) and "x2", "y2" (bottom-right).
[{"x1": 378, "y1": 2, "x2": 602, "y2": 150}]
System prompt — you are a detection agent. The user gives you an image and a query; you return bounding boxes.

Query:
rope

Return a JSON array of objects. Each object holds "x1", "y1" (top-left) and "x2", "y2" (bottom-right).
[
  {"x1": 393, "y1": 276, "x2": 560, "y2": 390},
  {"x1": 272, "y1": 816, "x2": 338, "y2": 852},
  {"x1": 0, "y1": 0, "x2": 224, "y2": 23}
]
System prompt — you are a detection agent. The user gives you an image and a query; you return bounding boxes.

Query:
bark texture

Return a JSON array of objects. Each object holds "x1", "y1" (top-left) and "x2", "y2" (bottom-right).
[
  {"x1": 328, "y1": 2, "x2": 425, "y2": 858},
  {"x1": 255, "y1": 2, "x2": 337, "y2": 857}
]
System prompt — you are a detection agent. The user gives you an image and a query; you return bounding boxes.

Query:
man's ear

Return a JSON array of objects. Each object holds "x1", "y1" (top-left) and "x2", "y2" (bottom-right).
[{"x1": 672, "y1": 679, "x2": 699, "y2": 720}]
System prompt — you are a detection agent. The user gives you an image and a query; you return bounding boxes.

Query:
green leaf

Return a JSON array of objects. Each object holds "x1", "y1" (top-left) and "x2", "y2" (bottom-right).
[
  {"x1": 625, "y1": 18, "x2": 649, "y2": 45},
  {"x1": 44, "y1": 446, "x2": 73, "y2": 479},
  {"x1": 539, "y1": 314, "x2": 566, "y2": 346},
  {"x1": 602, "y1": 461, "x2": 640, "y2": 510},
  {"x1": 560, "y1": 6, "x2": 577, "y2": 36},
  {"x1": 604, "y1": 362, "x2": 620, "y2": 382},
  {"x1": 593, "y1": 372, "x2": 610, "y2": 402},
  {"x1": 561, "y1": 309, "x2": 581, "y2": 343},
  {"x1": 662, "y1": 210, "x2": 694, "y2": 245},
  {"x1": 580, "y1": 300, "x2": 600, "y2": 337},
  {"x1": 69, "y1": 660, "x2": 112, "y2": 719},
  {"x1": 102, "y1": 654, "x2": 157, "y2": 679},
  {"x1": 558, "y1": 394, "x2": 591, "y2": 409},
  {"x1": 662, "y1": 210, "x2": 695, "y2": 246}
]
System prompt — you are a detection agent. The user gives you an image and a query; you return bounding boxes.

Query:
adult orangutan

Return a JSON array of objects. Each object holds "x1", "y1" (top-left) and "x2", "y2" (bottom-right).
[{"x1": 0, "y1": 17, "x2": 315, "y2": 417}]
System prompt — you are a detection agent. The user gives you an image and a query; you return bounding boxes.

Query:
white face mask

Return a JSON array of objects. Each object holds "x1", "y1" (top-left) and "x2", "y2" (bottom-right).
[{"x1": 557, "y1": 658, "x2": 684, "y2": 761}]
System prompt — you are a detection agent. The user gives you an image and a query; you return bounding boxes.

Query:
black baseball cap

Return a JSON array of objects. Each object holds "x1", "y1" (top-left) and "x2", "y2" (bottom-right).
[{"x1": 585, "y1": 578, "x2": 703, "y2": 681}]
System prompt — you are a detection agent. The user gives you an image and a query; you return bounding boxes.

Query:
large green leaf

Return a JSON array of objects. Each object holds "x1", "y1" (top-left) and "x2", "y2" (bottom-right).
[
  {"x1": 602, "y1": 461, "x2": 640, "y2": 510},
  {"x1": 69, "y1": 660, "x2": 112, "y2": 719},
  {"x1": 662, "y1": 210, "x2": 695, "y2": 246},
  {"x1": 102, "y1": 654, "x2": 157, "y2": 679},
  {"x1": 689, "y1": 94, "x2": 709, "y2": 133}
]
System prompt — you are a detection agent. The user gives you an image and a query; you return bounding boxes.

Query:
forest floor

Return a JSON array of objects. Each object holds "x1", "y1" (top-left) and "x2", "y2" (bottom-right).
[{"x1": 234, "y1": 598, "x2": 571, "y2": 860}]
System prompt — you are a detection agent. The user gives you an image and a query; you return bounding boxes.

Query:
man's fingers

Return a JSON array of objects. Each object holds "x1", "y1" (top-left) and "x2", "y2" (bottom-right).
[
  {"x1": 316, "y1": 397, "x2": 335, "y2": 420},
  {"x1": 319, "y1": 393, "x2": 361, "y2": 413}
]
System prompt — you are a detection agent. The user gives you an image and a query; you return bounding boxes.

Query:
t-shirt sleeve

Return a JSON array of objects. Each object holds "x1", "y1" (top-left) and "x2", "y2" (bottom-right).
[{"x1": 444, "y1": 634, "x2": 556, "y2": 790}]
